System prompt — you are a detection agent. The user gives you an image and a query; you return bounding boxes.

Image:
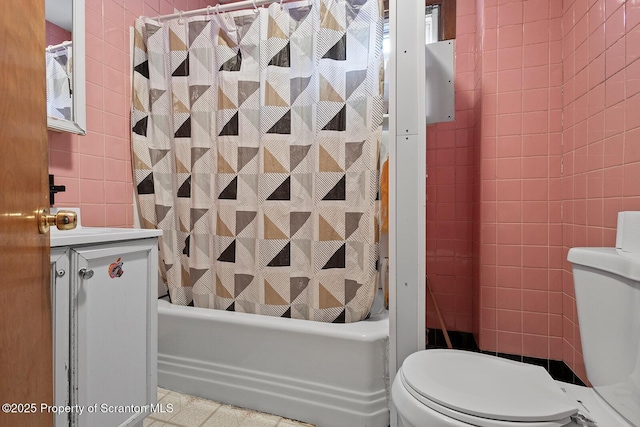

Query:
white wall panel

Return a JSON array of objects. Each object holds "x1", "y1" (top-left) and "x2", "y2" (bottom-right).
[{"x1": 388, "y1": 0, "x2": 426, "y2": 398}]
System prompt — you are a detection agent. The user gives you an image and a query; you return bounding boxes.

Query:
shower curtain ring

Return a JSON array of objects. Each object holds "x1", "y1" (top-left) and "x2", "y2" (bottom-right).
[
  {"x1": 280, "y1": 0, "x2": 284, "y2": 9},
  {"x1": 253, "y1": 0, "x2": 258, "y2": 12},
  {"x1": 216, "y1": 4, "x2": 221, "y2": 14},
  {"x1": 179, "y1": 10, "x2": 184, "y2": 24},
  {"x1": 206, "y1": 5, "x2": 211, "y2": 16}
]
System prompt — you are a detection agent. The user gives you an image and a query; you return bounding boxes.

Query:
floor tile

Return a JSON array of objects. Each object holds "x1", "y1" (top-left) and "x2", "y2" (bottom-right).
[
  {"x1": 276, "y1": 420, "x2": 315, "y2": 427},
  {"x1": 148, "y1": 391, "x2": 193, "y2": 423},
  {"x1": 167, "y1": 396, "x2": 220, "y2": 427},
  {"x1": 157, "y1": 387, "x2": 170, "y2": 401},
  {"x1": 145, "y1": 422, "x2": 181, "y2": 427},
  {"x1": 239, "y1": 412, "x2": 281, "y2": 427},
  {"x1": 152, "y1": 388, "x2": 315, "y2": 427},
  {"x1": 200, "y1": 404, "x2": 252, "y2": 427},
  {"x1": 143, "y1": 420, "x2": 180, "y2": 427}
]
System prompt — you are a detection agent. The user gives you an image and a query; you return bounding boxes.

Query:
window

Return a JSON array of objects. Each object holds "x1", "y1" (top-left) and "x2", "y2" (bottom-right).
[
  {"x1": 425, "y1": 0, "x2": 456, "y2": 41},
  {"x1": 425, "y1": 6, "x2": 439, "y2": 44},
  {"x1": 382, "y1": 1, "x2": 456, "y2": 41}
]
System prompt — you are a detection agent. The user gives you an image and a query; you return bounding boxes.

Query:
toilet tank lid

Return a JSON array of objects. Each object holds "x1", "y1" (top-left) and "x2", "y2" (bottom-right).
[
  {"x1": 568, "y1": 247, "x2": 640, "y2": 281},
  {"x1": 402, "y1": 350, "x2": 578, "y2": 423}
]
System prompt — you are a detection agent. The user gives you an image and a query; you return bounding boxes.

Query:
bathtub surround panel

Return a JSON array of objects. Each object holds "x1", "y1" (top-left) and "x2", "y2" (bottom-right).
[
  {"x1": 156, "y1": 299, "x2": 390, "y2": 427},
  {"x1": 132, "y1": 0, "x2": 384, "y2": 322}
]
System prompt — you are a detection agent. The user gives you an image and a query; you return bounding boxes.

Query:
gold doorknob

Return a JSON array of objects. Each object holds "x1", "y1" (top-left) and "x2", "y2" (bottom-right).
[{"x1": 37, "y1": 209, "x2": 78, "y2": 234}]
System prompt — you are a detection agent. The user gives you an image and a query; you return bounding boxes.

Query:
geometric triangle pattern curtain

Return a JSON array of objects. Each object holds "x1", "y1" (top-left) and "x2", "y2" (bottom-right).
[
  {"x1": 131, "y1": 0, "x2": 383, "y2": 323},
  {"x1": 46, "y1": 45, "x2": 73, "y2": 121}
]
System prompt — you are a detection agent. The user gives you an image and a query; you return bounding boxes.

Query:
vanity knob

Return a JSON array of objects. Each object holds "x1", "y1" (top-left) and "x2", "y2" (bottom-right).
[{"x1": 79, "y1": 268, "x2": 94, "y2": 280}]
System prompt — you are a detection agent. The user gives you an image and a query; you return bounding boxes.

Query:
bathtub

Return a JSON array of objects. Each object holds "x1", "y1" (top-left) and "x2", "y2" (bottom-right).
[{"x1": 157, "y1": 299, "x2": 390, "y2": 427}]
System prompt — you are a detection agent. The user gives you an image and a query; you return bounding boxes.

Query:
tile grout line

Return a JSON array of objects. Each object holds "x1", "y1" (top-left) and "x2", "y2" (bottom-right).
[
  {"x1": 196, "y1": 399, "x2": 222, "y2": 427},
  {"x1": 148, "y1": 388, "x2": 313, "y2": 427}
]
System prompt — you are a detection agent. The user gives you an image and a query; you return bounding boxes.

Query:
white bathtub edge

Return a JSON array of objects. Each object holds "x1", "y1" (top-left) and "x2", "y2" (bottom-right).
[
  {"x1": 158, "y1": 354, "x2": 389, "y2": 427},
  {"x1": 157, "y1": 299, "x2": 390, "y2": 427},
  {"x1": 157, "y1": 299, "x2": 389, "y2": 341}
]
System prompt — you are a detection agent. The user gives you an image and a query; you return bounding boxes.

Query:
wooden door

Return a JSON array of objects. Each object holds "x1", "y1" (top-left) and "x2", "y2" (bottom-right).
[{"x1": 0, "y1": 1, "x2": 53, "y2": 426}]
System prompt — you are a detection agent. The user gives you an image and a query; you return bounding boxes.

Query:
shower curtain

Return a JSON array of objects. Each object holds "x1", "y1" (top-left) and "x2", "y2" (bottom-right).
[
  {"x1": 46, "y1": 44, "x2": 73, "y2": 121},
  {"x1": 132, "y1": 0, "x2": 383, "y2": 323}
]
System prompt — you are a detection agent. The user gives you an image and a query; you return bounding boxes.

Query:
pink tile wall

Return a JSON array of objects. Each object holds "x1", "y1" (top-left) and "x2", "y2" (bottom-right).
[
  {"x1": 477, "y1": 0, "x2": 564, "y2": 361},
  {"x1": 426, "y1": 0, "x2": 477, "y2": 333},
  {"x1": 46, "y1": 21, "x2": 72, "y2": 46},
  {"x1": 561, "y1": 0, "x2": 640, "y2": 382},
  {"x1": 47, "y1": 0, "x2": 640, "y2": 382},
  {"x1": 48, "y1": 0, "x2": 214, "y2": 227},
  {"x1": 472, "y1": 0, "x2": 485, "y2": 341},
  {"x1": 468, "y1": 0, "x2": 640, "y2": 383}
]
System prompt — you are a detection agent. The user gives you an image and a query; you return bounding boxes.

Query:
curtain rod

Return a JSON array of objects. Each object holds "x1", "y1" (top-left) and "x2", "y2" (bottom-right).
[
  {"x1": 152, "y1": 0, "x2": 299, "y2": 22},
  {"x1": 47, "y1": 40, "x2": 72, "y2": 52}
]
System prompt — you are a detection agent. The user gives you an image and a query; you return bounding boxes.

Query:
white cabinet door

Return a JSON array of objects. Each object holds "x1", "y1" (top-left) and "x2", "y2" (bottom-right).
[
  {"x1": 51, "y1": 248, "x2": 70, "y2": 427},
  {"x1": 70, "y1": 239, "x2": 158, "y2": 427}
]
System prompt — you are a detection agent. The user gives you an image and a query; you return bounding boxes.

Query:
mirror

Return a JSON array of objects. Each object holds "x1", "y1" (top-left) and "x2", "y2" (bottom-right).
[{"x1": 45, "y1": 0, "x2": 86, "y2": 135}]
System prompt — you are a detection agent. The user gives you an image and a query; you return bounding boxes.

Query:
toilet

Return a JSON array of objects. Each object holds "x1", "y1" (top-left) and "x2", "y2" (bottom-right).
[{"x1": 392, "y1": 246, "x2": 640, "y2": 427}]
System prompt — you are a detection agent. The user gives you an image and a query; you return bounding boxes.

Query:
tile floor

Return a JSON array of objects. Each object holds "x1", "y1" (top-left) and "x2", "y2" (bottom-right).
[{"x1": 143, "y1": 388, "x2": 316, "y2": 427}]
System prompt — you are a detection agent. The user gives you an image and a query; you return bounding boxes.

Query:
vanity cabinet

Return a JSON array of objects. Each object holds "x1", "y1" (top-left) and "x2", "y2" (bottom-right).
[{"x1": 51, "y1": 228, "x2": 161, "y2": 427}]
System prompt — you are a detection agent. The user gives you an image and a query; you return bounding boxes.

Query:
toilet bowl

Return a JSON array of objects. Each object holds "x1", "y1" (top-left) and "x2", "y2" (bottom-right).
[
  {"x1": 392, "y1": 245, "x2": 640, "y2": 427},
  {"x1": 392, "y1": 350, "x2": 580, "y2": 427}
]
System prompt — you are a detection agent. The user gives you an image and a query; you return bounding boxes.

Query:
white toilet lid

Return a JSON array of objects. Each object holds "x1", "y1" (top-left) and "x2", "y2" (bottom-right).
[{"x1": 402, "y1": 350, "x2": 578, "y2": 423}]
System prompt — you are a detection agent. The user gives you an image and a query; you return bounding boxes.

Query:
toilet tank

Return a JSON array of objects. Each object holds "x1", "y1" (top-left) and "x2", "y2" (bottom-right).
[{"x1": 568, "y1": 247, "x2": 640, "y2": 427}]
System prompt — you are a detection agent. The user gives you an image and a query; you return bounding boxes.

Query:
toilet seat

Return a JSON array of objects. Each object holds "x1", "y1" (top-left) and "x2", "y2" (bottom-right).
[{"x1": 400, "y1": 350, "x2": 578, "y2": 427}]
